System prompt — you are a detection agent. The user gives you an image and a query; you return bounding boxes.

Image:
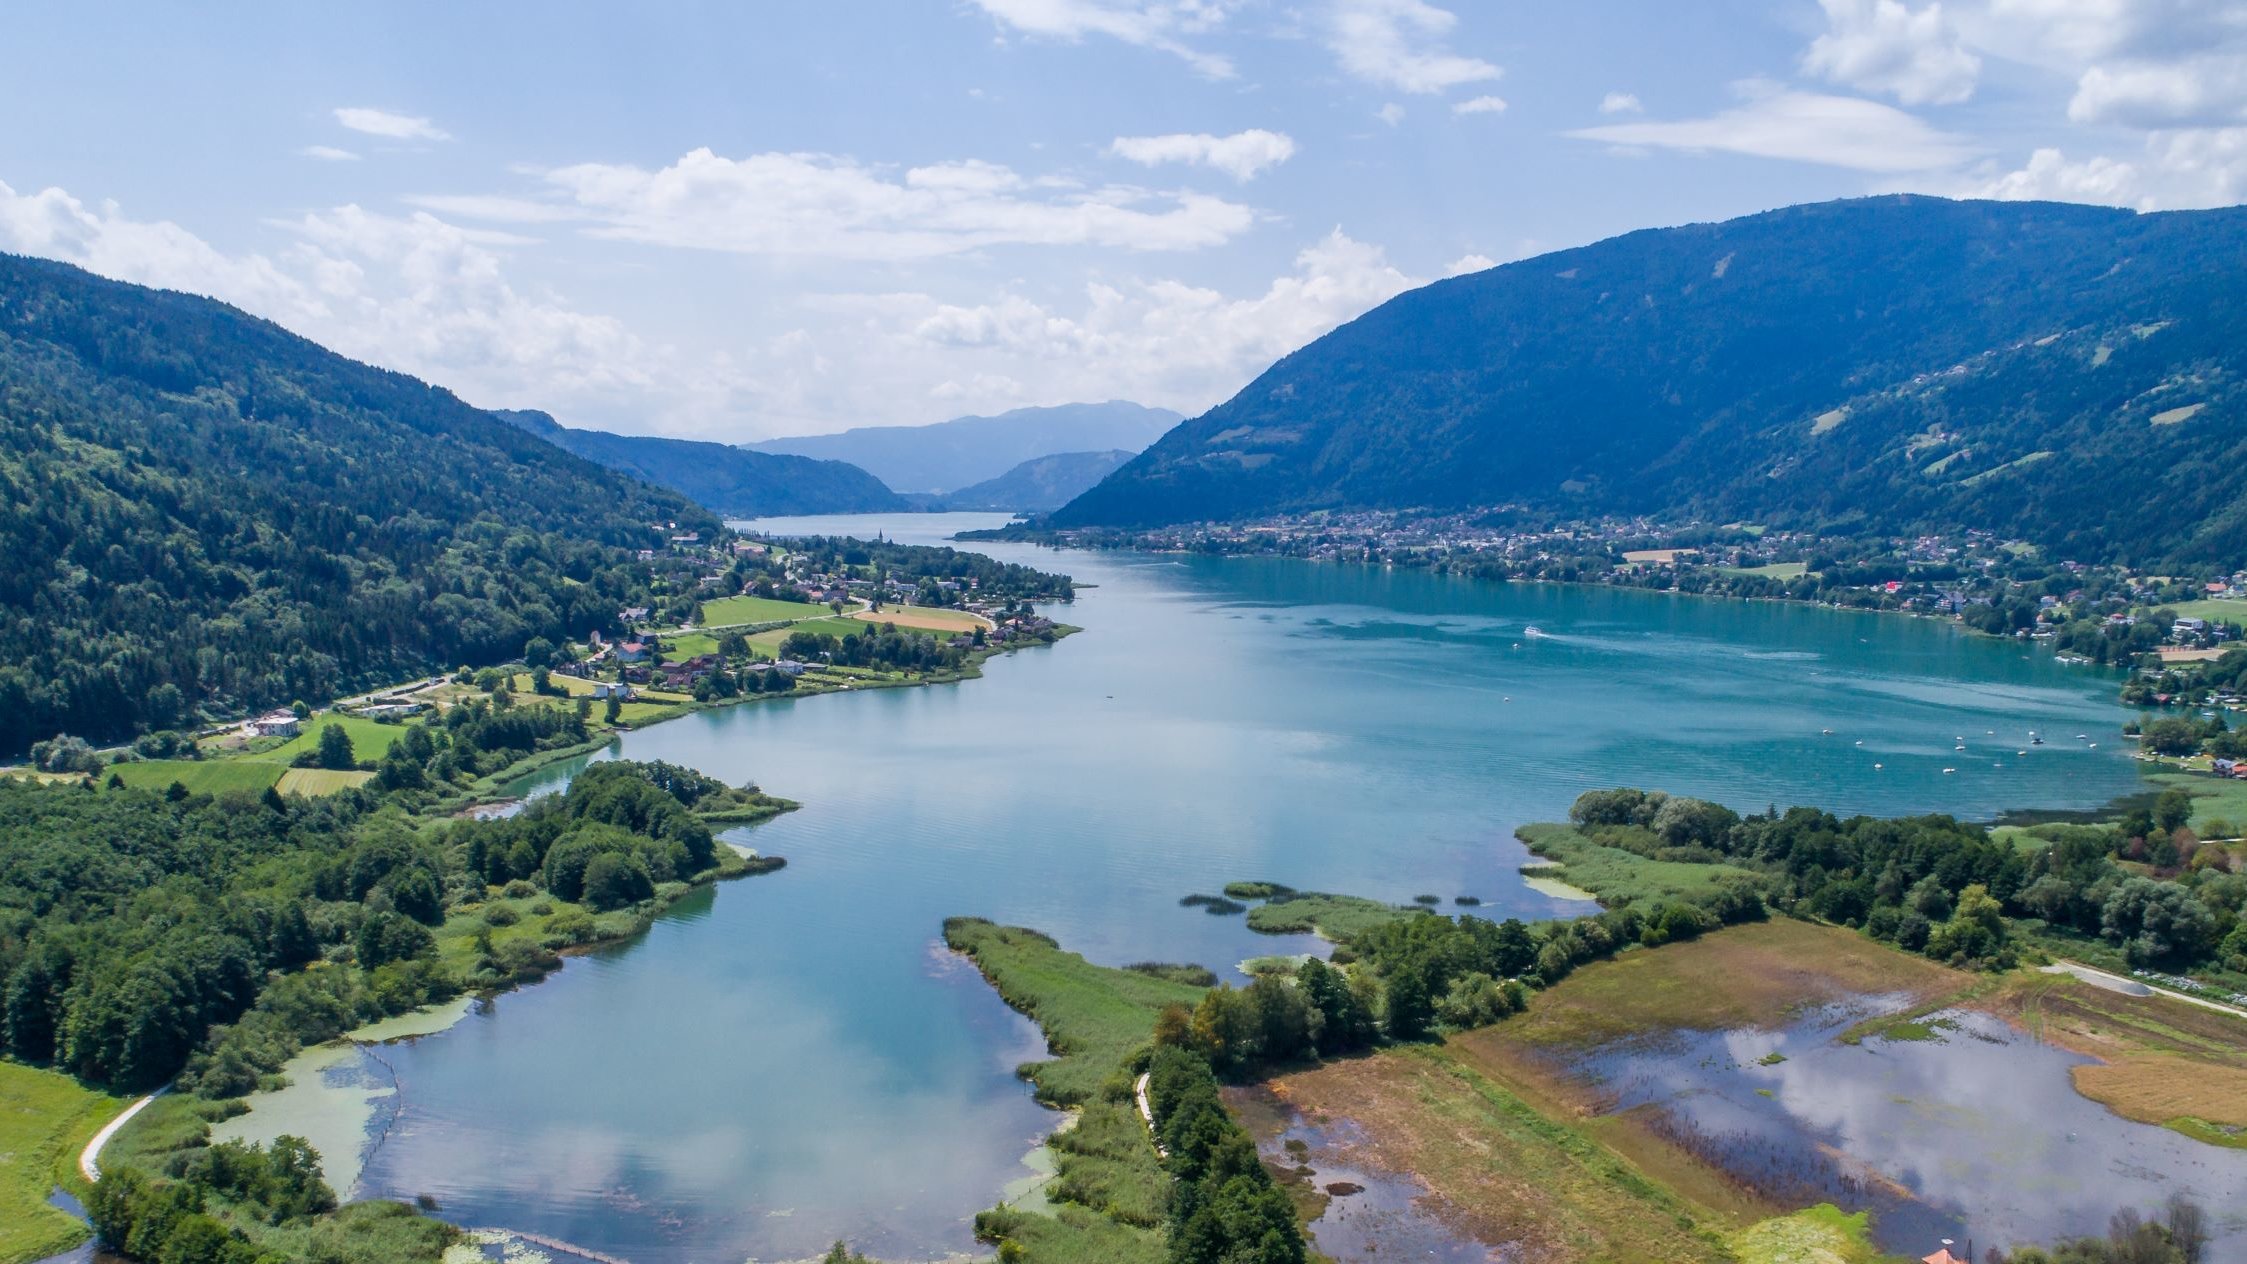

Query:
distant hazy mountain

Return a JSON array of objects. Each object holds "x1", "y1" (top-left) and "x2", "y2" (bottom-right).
[
  {"x1": 1057, "y1": 196, "x2": 2247, "y2": 565},
  {"x1": 749, "y1": 401, "x2": 1181, "y2": 493},
  {"x1": 494, "y1": 410, "x2": 904, "y2": 516},
  {"x1": 939, "y1": 450, "x2": 1138, "y2": 512}
]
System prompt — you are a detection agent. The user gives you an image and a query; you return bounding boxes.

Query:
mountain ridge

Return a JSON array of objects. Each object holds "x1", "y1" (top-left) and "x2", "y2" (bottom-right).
[
  {"x1": 938, "y1": 449, "x2": 1138, "y2": 511},
  {"x1": 492, "y1": 410, "x2": 904, "y2": 516},
  {"x1": 1055, "y1": 196, "x2": 2247, "y2": 565},
  {"x1": 750, "y1": 400, "x2": 1180, "y2": 493}
]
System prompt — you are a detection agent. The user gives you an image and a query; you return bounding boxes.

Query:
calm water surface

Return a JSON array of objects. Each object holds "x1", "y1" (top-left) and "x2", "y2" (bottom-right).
[
  {"x1": 339, "y1": 513, "x2": 2148, "y2": 1262},
  {"x1": 1576, "y1": 1006, "x2": 2247, "y2": 1251}
]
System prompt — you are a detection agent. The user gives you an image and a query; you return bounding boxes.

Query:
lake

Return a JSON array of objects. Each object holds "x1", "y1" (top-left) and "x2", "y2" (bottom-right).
[{"x1": 314, "y1": 513, "x2": 2147, "y2": 1262}]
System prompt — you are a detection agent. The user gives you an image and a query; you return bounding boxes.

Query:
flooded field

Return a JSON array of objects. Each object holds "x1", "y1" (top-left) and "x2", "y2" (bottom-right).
[
  {"x1": 1573, "y1": 1002, "x2": 2247, "y2": 1252},
  {"x1": 1240, "y1": 921, "x2": 2247, "y2": 1262}
]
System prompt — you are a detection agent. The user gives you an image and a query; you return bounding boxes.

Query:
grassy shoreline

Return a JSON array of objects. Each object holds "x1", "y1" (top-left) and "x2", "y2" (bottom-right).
[{"x1": 941, "y1": 918, "x2": 1203, "y2": 1264}]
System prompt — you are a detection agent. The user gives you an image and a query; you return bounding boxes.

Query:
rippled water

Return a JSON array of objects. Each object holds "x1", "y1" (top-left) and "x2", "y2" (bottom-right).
[{"x1": 303, "y1": 514, "x2": 2148, "y2": 1262}]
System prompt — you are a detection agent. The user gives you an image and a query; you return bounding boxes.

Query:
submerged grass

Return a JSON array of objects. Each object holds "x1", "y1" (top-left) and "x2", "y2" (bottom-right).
[
  {"x1": 1257, "y1": 1043, "x2": 1735, "y2": 1262},
  {"x1": 1728, "y1": 1203, "x2": 1883, "y2": 1264}
]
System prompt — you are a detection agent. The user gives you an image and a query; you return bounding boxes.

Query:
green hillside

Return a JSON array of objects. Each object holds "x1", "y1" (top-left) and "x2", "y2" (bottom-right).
[
  {"x1": 940, "y1": 448, "x2": 1136, "y2": 510},
  {"x1": 1056, "y1": 196, "x2": 2247, "y2": 565},
  {"x1": 0, "y1": 254, "x2": 716, "y2": 755},
  {"x1": 493, "y1": 409, "x2": 904, "y2": 516}
]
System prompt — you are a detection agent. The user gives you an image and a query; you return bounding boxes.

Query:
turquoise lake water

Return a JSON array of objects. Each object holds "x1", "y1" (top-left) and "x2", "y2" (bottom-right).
[{"x1": 340, "y1": 514, "x2": 2154, "y2": 1262}]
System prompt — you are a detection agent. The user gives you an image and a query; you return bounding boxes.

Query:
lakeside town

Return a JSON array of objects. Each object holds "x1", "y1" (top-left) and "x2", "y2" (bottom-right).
[{"x1": 1018, "y1": 509, "x2": 2247, "y2": 704}]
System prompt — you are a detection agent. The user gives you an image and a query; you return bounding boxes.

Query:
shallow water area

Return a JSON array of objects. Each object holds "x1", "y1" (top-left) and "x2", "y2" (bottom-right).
[
  {"x1": 1241, "y1": 1101, "x2": 1509, "y2": 1264},
  {"x1": 1573, "y1": 1004, "x2": 2247, "y2": 1251},
  {"x1": 307, "y1": 513, "x2": 2153, "y2": 1260}
]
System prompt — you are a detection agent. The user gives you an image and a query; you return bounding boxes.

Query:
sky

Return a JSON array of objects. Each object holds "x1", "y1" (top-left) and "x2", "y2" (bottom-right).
[{"x1": 3, "y1": 1, "x2": 2244, "y2": 442}]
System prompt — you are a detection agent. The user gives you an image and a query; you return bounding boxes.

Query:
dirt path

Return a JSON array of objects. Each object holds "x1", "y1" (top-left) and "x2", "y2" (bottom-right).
[{"x1": 80, "y1": 1088, "x2": 164, "y2": 1181}]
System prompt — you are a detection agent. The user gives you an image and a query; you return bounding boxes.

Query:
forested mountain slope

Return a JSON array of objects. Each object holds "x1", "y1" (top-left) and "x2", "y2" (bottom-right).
[
  {"x1": 493, "y1": 409, "x2": 904, "y2": 515},
  {"x1": 0, "y1": 254, "x2": 715, "y2": 754},
  {"x1": 939, "y1": 449, "x2": 1136, "y2": 511},
  {"x1": 1056, "y1": 197, "x2": 2247, "y2": 565}
]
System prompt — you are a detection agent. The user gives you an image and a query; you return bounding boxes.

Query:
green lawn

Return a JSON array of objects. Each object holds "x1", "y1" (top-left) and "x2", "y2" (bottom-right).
[
  {"x1": 0, "y1": 1062, "x2": 123, "y2": 1264},
  {"x1": 274, "y1": 767, "x2": 378, "y2": 796},
  {"x1": 2142, "y1": 768, "x2": 2247, "y2": 835},
  {"x1": 658, "y1": 632, "x2": 718, "y2": 662},
  {"x1": 745, "y1": 617, "x2": 868, "y2": 657},
  {"x1": 1514, "y1": 823, "x2": 1768, "y2": 908},
  {"x1": 2150, "y1": 598, "x2": 2247, "y2": 625},
  {"x1": 108, "y1": 759, "x2": 284, "y2": 795},
  {"x1": 1245, "y1": 892, "x2": 1423, "y2": 940},
  {"x1": 698, "y1": 594, "x2": 826, "y2": 626},
  {"x1": 245, "y1": 715, "x2": 408, "y2": 765}
]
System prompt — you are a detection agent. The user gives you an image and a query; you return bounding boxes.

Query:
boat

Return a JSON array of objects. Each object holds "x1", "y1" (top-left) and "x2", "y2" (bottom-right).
[
  {"x1": 1943, "y1": 767, "x2": 1957, "y2": 774},
  {"x1": 1523, "y1": 625, "x2": 1546, "y2": 638}
]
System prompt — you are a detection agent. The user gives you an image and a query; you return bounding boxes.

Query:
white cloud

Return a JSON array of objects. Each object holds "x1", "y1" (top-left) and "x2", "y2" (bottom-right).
[
  {"x1": 0, "y1": 178, "x2": 663, "y2": 425},
  {"x1": 421, "y1": 147, "x2": 1258, "y2": 261},
  {"x1": 1954, "y1": 129, "x2": 2247, "y2": 209},
  {"x1": 333, "y1": 106, "x2": 451, "y2": 142},
  {"x1": 1969, "y1": 147, "x2": 2143, "y2": 203},
  {"x1": 890, "y1": 227, "x2": 1421, "y2": 415},
  {"x1": 300, "y1": 145, "x2": 360, "y2": 162},
  {"x1": 1108, "y1": 129, "x2": 1297, "y2": 181},
  {"x1": 1444, "y1": 253, "x2": 1495, "y2": 275},
  {"x1": 1802, "y1": 0, "x2": 1981, "y2": 106},
  {"x1": 1599, "y1": 92, "x2": 1643, "y2": 114},
  {"x1": 1452, "y1": 95, "x2": 1508, "y2": 116},
  {"x1": 964, "y1": 0, "x2": 1238, "y2": 78},
  {"x1": 1567, "y1": 82, "x2": 1980, "y2": 173},
  {"x1": 1375, "y1": 102, "x2": 1407, "y2": 126},
  {"x1": 2067, "y1": 54, "x2": 2247, "y2": 129},
  {"x1": 1325, "y1": 0, "x2": 1500, "y2": 94}
]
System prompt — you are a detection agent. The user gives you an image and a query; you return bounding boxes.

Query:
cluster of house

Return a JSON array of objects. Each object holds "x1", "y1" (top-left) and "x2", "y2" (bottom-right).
[
  {"x1": 2211, "y1": 759, "x2": 2247, "y2": 780},
  {"x1": 248, "y1": 709, "x2": 301, "y2": 738}
]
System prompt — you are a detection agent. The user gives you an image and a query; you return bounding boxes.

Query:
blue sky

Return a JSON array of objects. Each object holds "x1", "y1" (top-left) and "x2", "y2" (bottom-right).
[{"x1": 3, "y1": 1, "x2": 2242, "y2": 440}]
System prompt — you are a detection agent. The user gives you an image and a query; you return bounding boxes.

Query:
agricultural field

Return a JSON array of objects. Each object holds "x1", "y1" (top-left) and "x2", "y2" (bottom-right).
[
  {"x1": 2150, "y1": 598, "x2": 2247, "y2": 624},
  {"x1": 851, "y1": 605, "x2": 990, "y2": 632},
  {"x1": 746, "y1": 617, "x2": 868, "y2": 656},
  {"x1": 1719, "y1": 561, "x2": 1808, "y2": 579},
  {"x1": 274, "y1": 767, "x2": 378, "y2": 796},
  {"x1": 107, "y1": 758, "x2": 284, "y2": 795},
  {"x1": 0, "y1": 1062, "x2": 122, "y2": 1264},
  {"x1": 698, "y1": 594, "x2": 827, "y2": 626},
  {"x1": 245, "y1": 715, "x2": 408, "y2": 765}
]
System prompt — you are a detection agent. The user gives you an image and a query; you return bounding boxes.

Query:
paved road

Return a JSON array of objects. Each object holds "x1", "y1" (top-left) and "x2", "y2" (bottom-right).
[{"x1": 2042, "y1": 961, "x2": 2247, "y2": 1022}]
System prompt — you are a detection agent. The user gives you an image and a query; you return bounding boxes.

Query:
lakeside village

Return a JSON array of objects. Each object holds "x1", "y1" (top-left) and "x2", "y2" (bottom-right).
[
  {"x1": 1036, "y1": 508, "x2": 2247, "y2": 701},
  {"x1": 10, "y1": 527, "x2": 1068, "y2": 793}
]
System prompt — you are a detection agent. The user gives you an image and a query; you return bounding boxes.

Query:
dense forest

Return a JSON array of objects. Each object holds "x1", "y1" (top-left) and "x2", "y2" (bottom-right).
[
  {"x1": 0, "y1": 756, "x2": 780, "y2": 1262},
  {"x1": 0, "y1": 254, "x2": 717, "y2": 754},
  {"x1": 1056, "y1": 196, "x2": 2247, "y2": 566}
]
